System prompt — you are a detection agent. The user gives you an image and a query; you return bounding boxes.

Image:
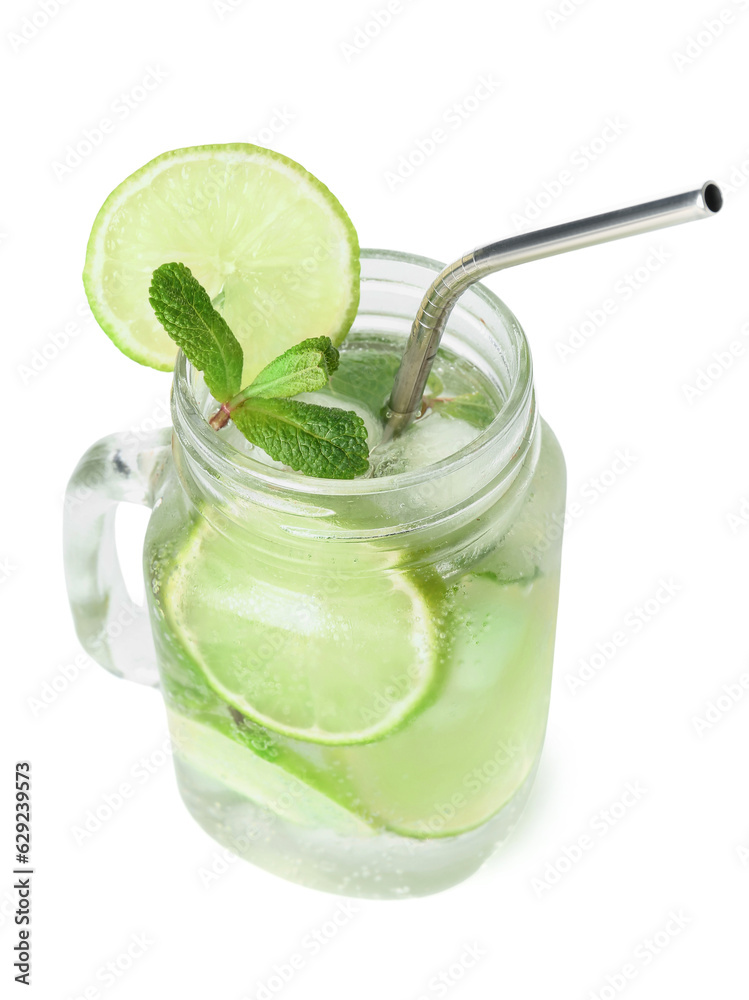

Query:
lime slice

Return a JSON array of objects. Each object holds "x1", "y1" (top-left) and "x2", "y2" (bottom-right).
[
  {"x1": 326, "y1": 574, "x2": 554, "y2": 837},
  {"x1": 84, "y1": 144, "x2": 360, "y2": 381},
  {"x1": 162, "y1": 521, "x2": 436, "y2": 746},
  {"x1": 168, "y1": 711, "x2": 374, "y2": 837}
]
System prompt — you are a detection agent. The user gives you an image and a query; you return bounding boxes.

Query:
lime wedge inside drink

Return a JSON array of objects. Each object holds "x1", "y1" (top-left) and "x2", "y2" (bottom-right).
[{"x1": 161, "y1": 518, "x2": 437, "y2": 746}]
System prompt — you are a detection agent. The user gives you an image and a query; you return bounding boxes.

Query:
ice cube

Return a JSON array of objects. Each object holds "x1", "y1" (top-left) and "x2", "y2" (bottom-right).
[{"x1": 370, "y1": 413, "x2": 480, "y2": 478}]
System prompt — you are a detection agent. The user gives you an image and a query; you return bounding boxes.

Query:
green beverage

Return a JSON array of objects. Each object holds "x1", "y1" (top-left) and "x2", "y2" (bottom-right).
[
  {"x1": 144, "y1": 254, "x2": 565, "y2": 897},
  {"x1": 64, "y1": 148, "x2": 566, "y2": 897}
]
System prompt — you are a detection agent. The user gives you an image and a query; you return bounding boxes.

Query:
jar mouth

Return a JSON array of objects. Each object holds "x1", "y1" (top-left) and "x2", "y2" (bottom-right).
[{"x1": 172, "y1": 248, "x2": 534, "y2": 500}]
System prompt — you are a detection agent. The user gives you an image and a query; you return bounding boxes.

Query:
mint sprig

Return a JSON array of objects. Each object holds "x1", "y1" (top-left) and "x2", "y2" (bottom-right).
[
  {"x1": 149, "y1": 263, "x2": 243, "y2": 403},
  {"x1": 149, "y1": 263, "x2": 369, "y2": 479}
]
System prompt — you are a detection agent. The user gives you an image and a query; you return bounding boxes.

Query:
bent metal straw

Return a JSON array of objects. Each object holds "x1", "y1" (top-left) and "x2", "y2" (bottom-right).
[{"x1": 384, "y1": 182, "x2": 723, "y2": 441}]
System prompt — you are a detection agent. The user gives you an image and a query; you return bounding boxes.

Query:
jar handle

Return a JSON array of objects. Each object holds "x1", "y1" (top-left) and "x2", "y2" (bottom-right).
[{"x1": 63, "y1": 428, "x2": 172, "y2": 687}]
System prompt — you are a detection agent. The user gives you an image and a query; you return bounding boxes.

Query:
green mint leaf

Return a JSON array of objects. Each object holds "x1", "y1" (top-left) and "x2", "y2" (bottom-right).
[
  {"x1": 232, "y1": 397, "x2": 369, "y2": 479},
  {"x1": 240, "y1": 337, "x2": 339, "y2": 401},
  {"x1": 428, "y1": 392, "x2": 494, "y2": 429},
  {"x1": 317, "y1": 337, "x2": 340, "y2": 377},
  {"x1": 329, "y1": 352, "x2": 399, "y2": 413},
  {"x1": 330, "y1": 352, "x2": 442, "y2": 415},
  {"x1": 149, "y1": 262, "x2": 243, "y2": 403}
]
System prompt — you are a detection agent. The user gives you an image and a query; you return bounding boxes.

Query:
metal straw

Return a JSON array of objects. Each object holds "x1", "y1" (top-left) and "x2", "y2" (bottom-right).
[{"x1": 384, "y1": 181, "x2": 723, "y2": 440}]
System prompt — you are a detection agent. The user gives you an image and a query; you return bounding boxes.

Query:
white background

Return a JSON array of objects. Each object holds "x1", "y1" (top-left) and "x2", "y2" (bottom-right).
[{"x1": 3, "y1": 0, "x2": 748, "y2": 997}]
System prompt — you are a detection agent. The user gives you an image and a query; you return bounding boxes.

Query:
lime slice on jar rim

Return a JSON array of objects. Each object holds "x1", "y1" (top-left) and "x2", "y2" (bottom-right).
[{"x1": 83, "y1": 143, "x2": 360, "y2": 384}]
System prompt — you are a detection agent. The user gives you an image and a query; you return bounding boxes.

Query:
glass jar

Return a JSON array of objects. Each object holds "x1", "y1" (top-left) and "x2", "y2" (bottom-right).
[{"x1": 64, "y1": 250, "x2": 566, "y2": 898}]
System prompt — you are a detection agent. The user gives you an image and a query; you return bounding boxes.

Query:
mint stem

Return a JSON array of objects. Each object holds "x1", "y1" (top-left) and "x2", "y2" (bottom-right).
[
  {"x1": 209, "y1": 388, "x2": 254, "y2": 429},
  {"x1": 420, "y1": 395, "x2": 454, "y2": 416},
  {"x1": 209, "y1": 403, "x2": 232, "y2": 430}
]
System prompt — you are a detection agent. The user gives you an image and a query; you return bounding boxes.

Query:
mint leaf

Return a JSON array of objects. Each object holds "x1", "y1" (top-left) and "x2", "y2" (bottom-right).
[
  {"x1": 329, "y1": 352, "x2": 399, "y2": 413},
  {"x1": 239, "y1": 337, "x2": 339, "y2": 401},
  {"x1": 428, "y1": 392, "x2": 494, "y2": 429},
  {"x1": 330, "y1": 352, "x2": 443, "y2": 415},
  {"x1": 149, "y1": 262, "x2": 243, "y2": 403},
  {"x1": 232, "y1": 397, "x2": 369, "y2": 479}
]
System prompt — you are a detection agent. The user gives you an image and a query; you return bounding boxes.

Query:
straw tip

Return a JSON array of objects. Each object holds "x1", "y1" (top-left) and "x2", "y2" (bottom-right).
[{"x1": 701, "y1": 181, "x2": 723, "y2": 214}]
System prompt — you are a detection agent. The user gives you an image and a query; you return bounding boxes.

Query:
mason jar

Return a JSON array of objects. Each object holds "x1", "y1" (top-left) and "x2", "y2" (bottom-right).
[{"x1": 64, "y1": 250, "x2": 567, "y2": 898}]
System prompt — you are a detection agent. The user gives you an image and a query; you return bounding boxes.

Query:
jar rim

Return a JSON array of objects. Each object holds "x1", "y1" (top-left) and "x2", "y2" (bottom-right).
[{"x1": 171, "y1": 248, "x2": 534, "y2": 500}]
